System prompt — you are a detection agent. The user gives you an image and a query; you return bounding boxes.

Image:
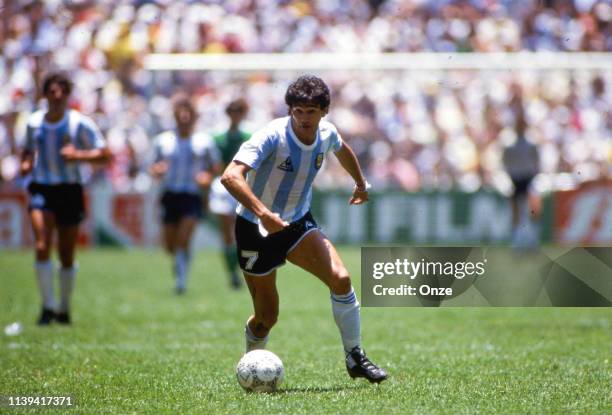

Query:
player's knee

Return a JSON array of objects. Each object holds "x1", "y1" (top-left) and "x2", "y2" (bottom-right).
[{"x1": 35, "y1": 241, "x2": 50, "y2": 257}]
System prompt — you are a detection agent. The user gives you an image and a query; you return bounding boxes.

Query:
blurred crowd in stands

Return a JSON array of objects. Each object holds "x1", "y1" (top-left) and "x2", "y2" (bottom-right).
[{"x1": 0, "y1": 0, "x2": 610, "y2": 194}]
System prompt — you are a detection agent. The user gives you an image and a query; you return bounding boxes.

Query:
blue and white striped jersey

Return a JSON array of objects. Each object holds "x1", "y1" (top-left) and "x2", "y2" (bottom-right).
[
  {"x1": 234, "y1": 116, "x2": 343, "y2": 223},
  {"x1": 24, "y1": 110, "x2": 106, "y2": 185},
  {"x1": 153, "y1": 131, "x2": 220, "y2": 195}
]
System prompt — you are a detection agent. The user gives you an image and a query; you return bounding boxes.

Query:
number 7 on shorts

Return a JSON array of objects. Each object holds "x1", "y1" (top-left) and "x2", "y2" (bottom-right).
[{"x1": 241, "y1": 250, "x2": 259, "y2": 270}]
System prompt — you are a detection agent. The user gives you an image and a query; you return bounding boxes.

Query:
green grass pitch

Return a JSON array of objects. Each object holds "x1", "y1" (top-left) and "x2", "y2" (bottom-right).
[{"x1": 1, "y1": 248, "x2": 610, "y2": 414}]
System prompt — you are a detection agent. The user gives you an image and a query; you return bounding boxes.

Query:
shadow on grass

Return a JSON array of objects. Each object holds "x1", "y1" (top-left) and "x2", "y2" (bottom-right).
[{"x1": 276, "y1": 383, "x2": 369, "y2": 394}]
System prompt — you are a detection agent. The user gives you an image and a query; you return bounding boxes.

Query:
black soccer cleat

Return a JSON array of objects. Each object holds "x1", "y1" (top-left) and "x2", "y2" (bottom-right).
[
  {"x1": 37, "y1": 308, "x2": 55, "y2": 326},
  {"x1": 345, "y1": 347, "x2": 388, "y2": 384},
  {"x1": 55, "y1": 311, "x2": 71, "y2": 325}
]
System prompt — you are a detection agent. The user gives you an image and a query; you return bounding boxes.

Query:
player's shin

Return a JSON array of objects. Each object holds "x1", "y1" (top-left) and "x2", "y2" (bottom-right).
[{"x1": 330, "y1": 287, "x2": 361, "y2": 353}]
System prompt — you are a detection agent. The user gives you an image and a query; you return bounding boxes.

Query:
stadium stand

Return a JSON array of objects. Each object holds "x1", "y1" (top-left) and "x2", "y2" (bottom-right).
[{"x1": 0, "y1": 0, "x2": 610, "y2": 194}]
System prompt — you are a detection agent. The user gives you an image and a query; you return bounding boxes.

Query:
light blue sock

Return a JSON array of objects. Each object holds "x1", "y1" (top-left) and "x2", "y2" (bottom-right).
[
  {"x1": 58, "y1": 265, "x2": 77, "y2": 312},
  {"x1": 36, "y1": 260, "x2": 55, "y2": 309},
  {"x1": 175, "y1": 249, "x2": 190, "y2": 289}
]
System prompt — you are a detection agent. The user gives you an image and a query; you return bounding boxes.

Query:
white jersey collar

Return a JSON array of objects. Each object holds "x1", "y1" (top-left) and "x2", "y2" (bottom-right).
[
  {"x1": 287, "y1": 118, "x2": 319, "y2": 151},
  {"x1": 42, "y1": 111, "x2": 69, "y2": 129}
]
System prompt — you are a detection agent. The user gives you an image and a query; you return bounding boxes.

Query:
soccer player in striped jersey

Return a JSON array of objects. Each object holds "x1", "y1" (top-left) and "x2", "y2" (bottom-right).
[
  {"x1": 150, "y1": 97, "x2": 220, "y2": 294},
  {"x1": 209, "y1": 99, "x2": 251, "y2": 289},
  {"x1": 222, "y1": 75, "x2": 387, "y2": 383},
  {"x1": 20, "y1": 72, "x2": 110, "y2": 325}
]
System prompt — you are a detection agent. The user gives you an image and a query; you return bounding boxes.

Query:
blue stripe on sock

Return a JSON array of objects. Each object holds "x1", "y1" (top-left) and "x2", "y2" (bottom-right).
[
  {"x1": 331, "y1": 293, "x2": 356, "y2": 304},
  {"x1": 333, "y1": 292, "x2": 356, "y2": 300}
]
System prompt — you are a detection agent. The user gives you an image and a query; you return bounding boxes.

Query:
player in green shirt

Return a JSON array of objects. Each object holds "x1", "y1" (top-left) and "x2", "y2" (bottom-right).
[{"x1": 209, "y1": 99, "x2": 251, "y2": 289}]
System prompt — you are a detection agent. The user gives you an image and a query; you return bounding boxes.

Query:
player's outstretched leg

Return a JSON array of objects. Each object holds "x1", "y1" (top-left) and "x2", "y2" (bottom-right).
[
  {"x1": 224, "y1": 245, "x2": 241, "y2": 289},
  {"x1": 57, "y1": 225, "x2": 79, "y2": 324},
  {"x1": 56, "y1": 265, "x2": 76, "y2": 324},
  {"x1": 174, "y1": 249, "x2": 190, "y2": 294},
  {"x1": 219, "y1": 214, "x2": 242, "y2": 289},
  {"x1": 243, "y1": 271, "x2": 278, "y2": 353},
  {"x1": 245, "y1": 316, "x2": 269, "y2": 352},
  {"x1": 35, "y1": 260, "x2": 56, "y2": 325},
  {"x1": 31, "y1": 210, "x2": 56, "y2": 325},
  {"x1": 331, "y1": 288, "x2": 388, "y2": 383},
  {"x1": 173, "y1": 217, "x2": 197, "y2": 295},
  {"x1": 288, "y1": 230, "x2": 387, "y2": 383}
]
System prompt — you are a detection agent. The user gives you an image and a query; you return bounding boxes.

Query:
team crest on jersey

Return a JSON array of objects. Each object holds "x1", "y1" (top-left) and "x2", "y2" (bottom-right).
[
  {"x1": 315, "y1": 153, "x2": 324, "y2": 170},
  {"x1": 278, "y1": 156, "x2": 294, "y2": 172}
]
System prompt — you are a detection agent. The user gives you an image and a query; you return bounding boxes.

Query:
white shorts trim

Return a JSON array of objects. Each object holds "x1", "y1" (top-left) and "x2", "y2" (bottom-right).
[
  {"x1": 287, "y1": 227, "x2": 320, "y2": 254},
  {"x1": 240, "y1": 262, "x2": 285, "y2": 277}
]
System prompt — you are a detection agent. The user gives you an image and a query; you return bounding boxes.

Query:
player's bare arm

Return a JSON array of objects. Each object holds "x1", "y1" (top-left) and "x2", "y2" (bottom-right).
[
  {"x1": 20, "y1": 150, "x2": 34, "y2": 176},
  {"x1": 195, "y1": 162, "x2": 223, "y2": 189},
  {"x1": 194, "y1": 150, "x2": 221, "y2": 189},
  {"x1": 60, "y1": 145, "x2": 111, "y2": 164},
  {"x1": 334, "y1": 142, "x2": 369, "y2": 205},
  {"x1": 195, "y1": 171, "x2": 215, "y2": 189},
  {"x1": 197, "y1": 160, "x2": 223, "y2": 188},
  {"x1": 149, "y1": 160, "x2": 169, "y2": 179},
  {"x1": 221, "y1": 161, "x2": 289, "y2": 233}
]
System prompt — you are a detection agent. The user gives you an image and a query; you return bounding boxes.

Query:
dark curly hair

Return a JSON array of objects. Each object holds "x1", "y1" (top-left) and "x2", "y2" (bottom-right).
[
  {"x1": 42, "y1": 71, "x2": 73, "y2": 96},
  {"x1": 225, "y1": 98, "x2": 249, "y2": 115},
  {"x1": 285, "y1": 75, "x2": 330, "y2": 109}
]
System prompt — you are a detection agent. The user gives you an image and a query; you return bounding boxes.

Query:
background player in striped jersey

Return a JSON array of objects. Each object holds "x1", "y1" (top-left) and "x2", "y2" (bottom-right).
[
  {"x1": 209, "y1": 99, "x2": 251, "y2": 289},
  {"x1": 20, "y1": 72, "x2": 110, "y2": 325},
  {"x1": 150, "y1": 97, "x2": 221, "y2": 294},
  {"x1": 222, "y1": 75, "x2": 387, "y2": 383}
]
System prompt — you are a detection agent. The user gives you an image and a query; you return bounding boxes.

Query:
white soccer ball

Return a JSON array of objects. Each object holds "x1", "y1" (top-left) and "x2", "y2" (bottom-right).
[{"x1": 236, "y1": 350, "x2": 284, "y2": 393}]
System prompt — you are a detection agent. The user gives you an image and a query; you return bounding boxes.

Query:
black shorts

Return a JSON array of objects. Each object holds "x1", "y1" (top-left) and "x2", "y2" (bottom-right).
[
  {"x1": 160, "y1": 191, "x2": 203, "y2": 224},
  {"x1": 511, "y1": 176, "x2": 534, "y2": 197},
  {"x1": 27, "y1": 182, "x2": 85, "y2": 226},
  {"x1": 235, "y1": 211, "x2": 319, "y2": 276}
]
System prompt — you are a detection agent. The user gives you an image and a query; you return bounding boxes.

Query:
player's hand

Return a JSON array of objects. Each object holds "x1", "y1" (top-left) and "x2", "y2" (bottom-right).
[
  {"x1": 349, "y1": 188, "x2": 369, "y2": 205},
  {"x1": 259, "y1": 211, "x2": 289, "y2": 235},
  {"x1": 60, "y1": 144, "x2": 79, "y2": 161},
  {"x1": 349, "y1": 181, "x2": 371, "y2": 205},
  {"x1": 349, "y1": 189, "x2": 368, "y2": 205},
  {"x1": 20, "y1": 159, "x2": 33, "y2": 176},
  {"x1": 195, "y1": 171, "x2": 214, "y2": 189},
  {"x1": 150, "y1": 161, "x2": 168, "y2": 179}
]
